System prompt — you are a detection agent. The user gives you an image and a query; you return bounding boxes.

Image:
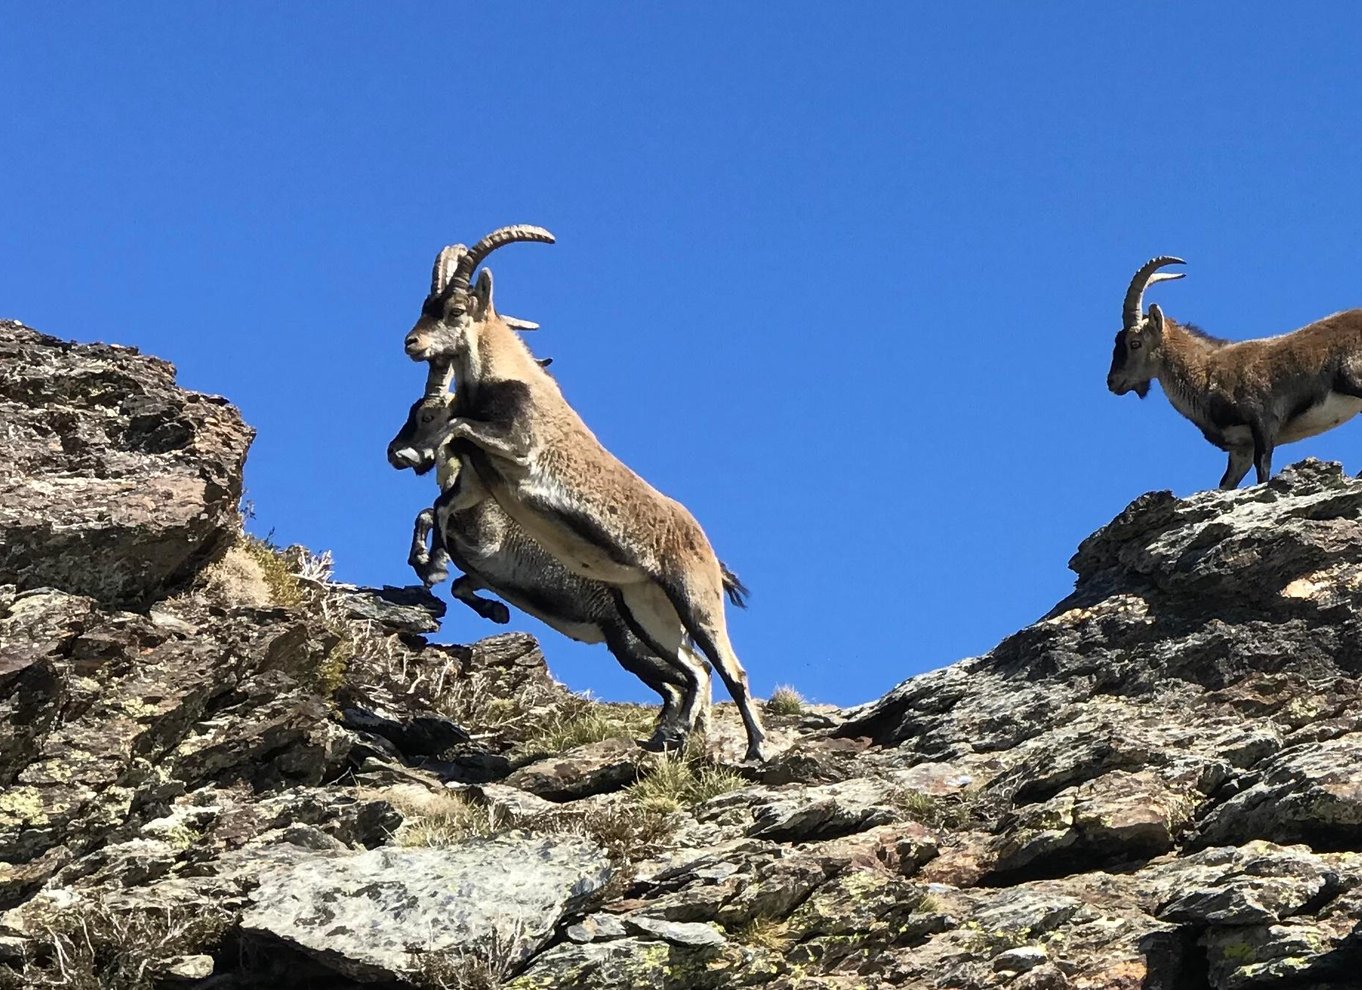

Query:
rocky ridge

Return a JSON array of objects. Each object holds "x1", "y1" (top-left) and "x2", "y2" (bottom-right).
[{"x1": 1, "y1": 320, "x2": 1360, "y2": 989}]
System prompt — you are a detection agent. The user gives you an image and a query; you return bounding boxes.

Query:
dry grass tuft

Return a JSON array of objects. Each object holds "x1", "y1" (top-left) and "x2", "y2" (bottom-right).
[
  {"x1": 515, "y1": 701, "x2": 658, "y2": 759},
  {"x1": 888, "y1": 783, "x2": 989, "y2": 830},
  {"x1": 380, "y1": 784, "x2": 508, "y2": 847},
  {"x1": 765, "y1": 684, "x2": 807, "y2": 716},
  {"x1": 196, "y1": 543, "x2": 276, "y2": 607},
  {"x1": 627, "y1": 751, "x2": 746, "y2": 814},
  {"x1": 524, "y1": 802, "x2": 677, "y2": 903},
  {"x1": 236, "y1": 535, "x2": 305, "y2": 607},
  {"x1": 733, "y1": 914, "x2": 792, "y2": 952}
]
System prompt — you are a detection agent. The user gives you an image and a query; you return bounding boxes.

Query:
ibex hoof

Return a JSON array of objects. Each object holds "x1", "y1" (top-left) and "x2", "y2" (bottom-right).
[
  {"x1": 487, "y1": 602, "x2": 511, "y2": 624},
  {"x1": 419, "y1": 560, "x2": 450, "y2": 587},
  {"x1": 744, "y1": 742, "x2": 771, "y2": 764},
  {"x1": 640, "y1": 726, "x2": 688, "y2": 753}
]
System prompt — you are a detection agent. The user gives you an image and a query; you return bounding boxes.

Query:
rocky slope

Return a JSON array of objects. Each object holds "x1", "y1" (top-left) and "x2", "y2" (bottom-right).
[{"x1": 1, "y1": 319, "x2": 1360, "y2": 989}]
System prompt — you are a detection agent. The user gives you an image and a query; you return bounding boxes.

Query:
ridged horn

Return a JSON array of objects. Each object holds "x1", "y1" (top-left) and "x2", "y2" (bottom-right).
[
  {"x1": 450, "y1": 225, "x2": 556, "y2": 295},
  {"x1": 1123, "y1": 256, "x2": 1186, "y2": 328},
  {"x1": 423, "y1": 360, "x2": 454, "y2": 397},
  {"x1": 431, "y1": 245, "x2": 467, "y2": 297}
]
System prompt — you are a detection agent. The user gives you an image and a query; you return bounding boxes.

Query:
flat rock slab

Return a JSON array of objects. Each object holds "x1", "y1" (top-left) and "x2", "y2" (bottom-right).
[{"x1": 241, "y1": 833, "x2": 612, "y2": 982}]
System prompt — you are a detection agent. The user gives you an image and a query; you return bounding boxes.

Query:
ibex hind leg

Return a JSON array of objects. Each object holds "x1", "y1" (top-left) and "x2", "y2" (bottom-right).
[
  {"x1": 656, "y1": 569, "x2": 769, "y2": 763},
  {"x1": 601, "y1": 623, "x2": 704, "y2": 751},
  {"x1": 450, "y1": 575, "x2": 511, "y2": 624},
  {"x1": 611, "y1": 585, "x2": 712, "y2": 750}
]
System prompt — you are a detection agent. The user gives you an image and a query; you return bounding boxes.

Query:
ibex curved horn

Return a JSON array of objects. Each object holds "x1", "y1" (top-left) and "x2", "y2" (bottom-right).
[
  {"x1": 1123, "y1": 256, "x2": 1186, "y2": 329},
  {"x1": 432, "y1": 245, "x2": 467, "y2": 297},
  {"x1": 449, "y1": 225, "x2": 556, "y2": 295}
]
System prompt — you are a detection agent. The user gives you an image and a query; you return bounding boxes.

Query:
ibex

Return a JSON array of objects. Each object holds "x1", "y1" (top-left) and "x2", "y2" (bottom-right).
[
  {"x1": 387, "y1": 390, "x2": 712, "y2": 750},
  {"x1": 402, "y1": 225, "x2": 771, "y2": 761},
  {"x1": 1108, "y1": 256, "x2": 1362, "y2": 489}
]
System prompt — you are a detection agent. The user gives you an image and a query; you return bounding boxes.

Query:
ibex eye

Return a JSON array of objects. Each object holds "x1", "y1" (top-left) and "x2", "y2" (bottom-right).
[{"x1": 1129, "y1": 340, "x2": 1143, "y2": 351}]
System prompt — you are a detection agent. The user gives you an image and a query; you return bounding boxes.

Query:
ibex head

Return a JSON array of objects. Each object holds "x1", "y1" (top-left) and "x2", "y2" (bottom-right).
[
  {"x1": 404, "y1": 225, "x2": 556, "y2": 389},
  {"x1": 387, "y1": 391, "x2": 458, "y2": 475},
  {"x1": 1107, "y1": 256, "x2": 1185, "y2": 398}
]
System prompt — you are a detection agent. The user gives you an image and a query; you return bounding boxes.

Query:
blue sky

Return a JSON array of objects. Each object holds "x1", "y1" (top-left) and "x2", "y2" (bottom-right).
[{"x1": 5, "y1": 5, "x2": 1361, "y2": 707}]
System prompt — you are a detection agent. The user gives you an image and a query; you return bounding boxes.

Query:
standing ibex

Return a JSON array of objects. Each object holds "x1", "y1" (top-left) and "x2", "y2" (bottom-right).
[
  {"x1": 1109, "y1": 256, "x2": 1362, "y2": 489},
  {"x1": 402, "y1": 226, "x2": 771, "y2": 761},
  {"x1": 387, "y1": 389, "x2": 712, "y2": 750}
]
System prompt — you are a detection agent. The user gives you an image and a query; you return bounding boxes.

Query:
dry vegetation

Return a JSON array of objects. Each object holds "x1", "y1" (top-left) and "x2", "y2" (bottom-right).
[
  {"x1": 627, "y1": 750, "x2": 746, "y2": 814},
  {"x1": 733, "y1": 914, "x2": 793, "y2": 952},
  {"x1": 764, "y1": 684, "x2": 807, "y2": 716},
  {"x1": 409, "y1": 922, "x2": 527, "y2": 990},
  {"x1": 0, "y1": 901, "x2": 231, "y2": 990},
  {"x1": 514, "y1": 699, "x2": 659, "y2": 759},
  {"x1": 379, "y1": 784, "x2": 510, "y2": 847}
]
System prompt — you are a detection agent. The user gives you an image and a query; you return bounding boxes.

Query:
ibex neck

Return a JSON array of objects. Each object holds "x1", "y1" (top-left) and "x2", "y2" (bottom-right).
[
  {"x1": 460, "y1": 317, "x2": 546, "y2": 391},
  {"x1": 1156, "y1": 318, "x2": 1218, "y2": 415}
]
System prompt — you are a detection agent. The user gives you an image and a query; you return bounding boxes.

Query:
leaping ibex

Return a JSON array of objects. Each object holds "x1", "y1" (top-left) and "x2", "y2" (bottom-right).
[
  {"x1": 387, "y1": 388, "x2": 713, "y2": 751},
  {"x1": 402, "y1": 225, "x2": 770, "y2": 761},
  {"x1": 1109, "y1": 256, "x2": 1362, "y2": 489}
]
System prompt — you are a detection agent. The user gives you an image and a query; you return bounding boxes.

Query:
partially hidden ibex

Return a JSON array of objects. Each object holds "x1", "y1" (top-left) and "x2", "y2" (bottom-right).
[
  {"x1": 1109, "y1": 256, "x2": 1362, "y2": 489},
  {"x1": 387, "y1": 389, "x2": 712, "y2": 750},
  {"x1": 402, "y1": 225, "x2": 770, "y2": 761}
]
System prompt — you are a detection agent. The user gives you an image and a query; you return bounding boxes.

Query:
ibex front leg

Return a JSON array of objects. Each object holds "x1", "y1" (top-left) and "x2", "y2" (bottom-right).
[
  {"x1": 1219, "y1": 449, "x2": 1253, "y2": 490},
  {"x1": 445, "y1": 418, "x2": 532, "y2": 468},
  {"x1": 408, "y1": 508, "x2": 451, "y2": 586},
  {"x1": 1250, "y1": 421, "x2": 1277, "y2": 485}
]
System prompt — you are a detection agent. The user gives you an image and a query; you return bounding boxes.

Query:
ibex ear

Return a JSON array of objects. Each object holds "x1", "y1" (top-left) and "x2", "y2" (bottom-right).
[
  {"x1": 1147, "y1": 303, "x2": 1166, "y2": 339},
  {"x1": 502, "y1": 315, "x2": 541, "y2": 332},
  {"x1": 470, "y1": 269, "x2": 494, "y2": 318}
]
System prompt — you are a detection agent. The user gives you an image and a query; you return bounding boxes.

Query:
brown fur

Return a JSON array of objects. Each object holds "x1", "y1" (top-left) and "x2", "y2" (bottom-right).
[
  {"x1": 1111, "y1": 303, "x2": 1362, "y2": 488},
  {"x1": 404, "y1": 255, "x2": 769, "y2": 760}
]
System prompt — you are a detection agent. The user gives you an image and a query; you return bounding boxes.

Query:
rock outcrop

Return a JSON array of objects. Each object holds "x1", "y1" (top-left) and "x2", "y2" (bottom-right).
[
  {"x1": 0, "y1": 322, "x2": 252, "y2": 607},
  {"x1": 2, "y1": 323, "x2": 1361, "y2": 989}
]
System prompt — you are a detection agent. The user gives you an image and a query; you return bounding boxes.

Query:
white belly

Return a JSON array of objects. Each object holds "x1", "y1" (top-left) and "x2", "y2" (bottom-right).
[{"x1": 1280, "y1": 392, "x2": 1362, "y2": 444}]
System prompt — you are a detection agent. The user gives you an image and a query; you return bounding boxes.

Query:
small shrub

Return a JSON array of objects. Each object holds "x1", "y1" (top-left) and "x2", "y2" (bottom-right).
[
  {"x1": 237, "y1": 535, "x2": 304, "y2": 607},
  {"x1": 765, "y1": 684, "x2": 806, "y2": 716},
  {"x1": 0, "y1": 900, "x2": 231, "y2": 990},
  {"x1": 313, "y1": 631, "x2": 354, "y2": 699},
  {"x1": 409, "y1": 922, "x2": 526, "y2": 990}
]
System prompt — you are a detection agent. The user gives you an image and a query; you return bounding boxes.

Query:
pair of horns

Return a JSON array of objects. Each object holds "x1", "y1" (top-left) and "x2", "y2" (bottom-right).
[
  {"x1": 431, "y1": 224, "x2": 557, "y2": 298},
  {"x1": 1123, "y1": 256, "x2": 1186, "y2": 328},
  {"x1": 424, "y1": 225, "x2": 556, "y2": 398}
]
